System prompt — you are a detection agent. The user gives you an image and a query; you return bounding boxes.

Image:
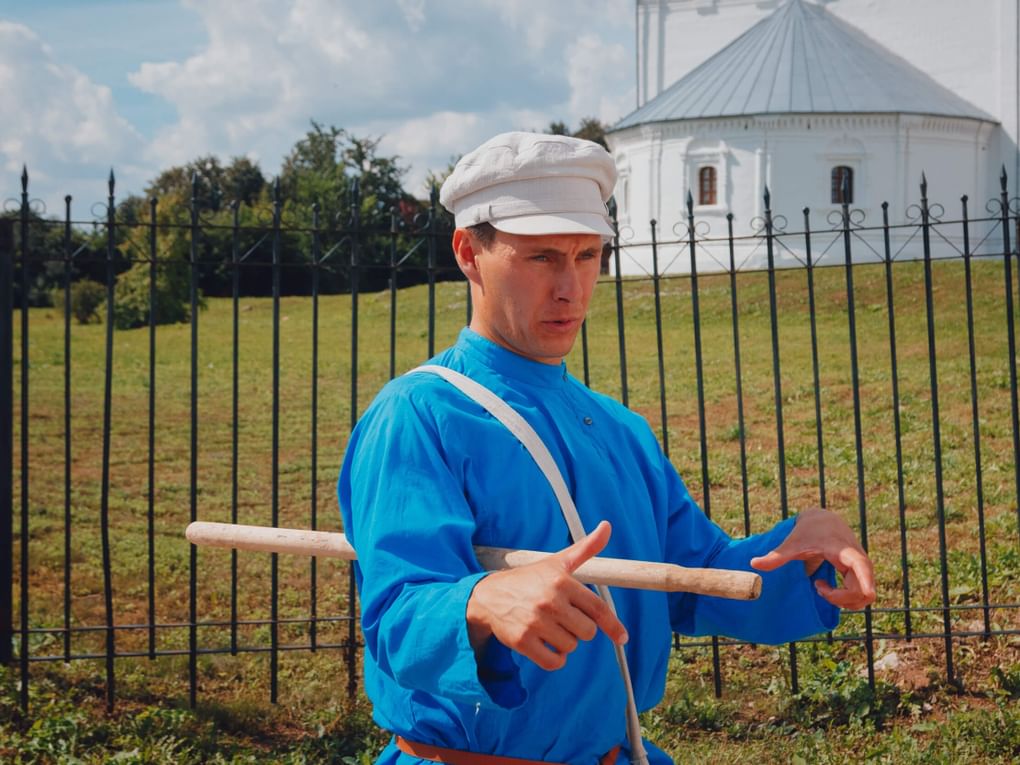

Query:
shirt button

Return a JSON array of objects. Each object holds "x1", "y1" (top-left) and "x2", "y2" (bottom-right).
[{"x1": 583, "y1": 416, "x2": 593, "y2": 426}]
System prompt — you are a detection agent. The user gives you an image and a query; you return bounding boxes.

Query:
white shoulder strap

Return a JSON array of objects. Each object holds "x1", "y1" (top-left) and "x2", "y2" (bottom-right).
[{"x1": 410, "y1": 364, "x2": 649, "y2": 765}]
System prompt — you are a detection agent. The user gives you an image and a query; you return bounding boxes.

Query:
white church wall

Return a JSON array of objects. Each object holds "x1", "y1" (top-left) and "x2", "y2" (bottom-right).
[{"x1": 608, "y1": 115, "x2": 1003, "y2": 276}]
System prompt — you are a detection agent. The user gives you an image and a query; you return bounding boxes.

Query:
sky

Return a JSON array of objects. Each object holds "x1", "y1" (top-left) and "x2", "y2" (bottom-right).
[{"x1": 0, "y1": 0, "x2": 636, "y2": 217}]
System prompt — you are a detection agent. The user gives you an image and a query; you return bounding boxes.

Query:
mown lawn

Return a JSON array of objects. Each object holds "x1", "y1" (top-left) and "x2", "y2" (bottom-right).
[{"x1": 5, "y1": 255, "x2": 1020, "y2": 761}]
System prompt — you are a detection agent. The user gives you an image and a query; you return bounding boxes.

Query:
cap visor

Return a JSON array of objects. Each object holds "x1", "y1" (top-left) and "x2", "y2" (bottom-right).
[{"x1": 491, "y1": 212, "x2": 614, "y2": 239}]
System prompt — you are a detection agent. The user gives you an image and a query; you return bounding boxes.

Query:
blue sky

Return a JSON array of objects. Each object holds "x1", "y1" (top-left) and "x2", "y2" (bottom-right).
[{"x1": 1, "y1": 0, "x2": 635, "y2": 215}]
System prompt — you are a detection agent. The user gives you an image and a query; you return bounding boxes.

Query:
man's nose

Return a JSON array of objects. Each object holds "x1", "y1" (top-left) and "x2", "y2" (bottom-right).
[{"x1": 553, "y1": 263, "x2": 583, "y2": 302}]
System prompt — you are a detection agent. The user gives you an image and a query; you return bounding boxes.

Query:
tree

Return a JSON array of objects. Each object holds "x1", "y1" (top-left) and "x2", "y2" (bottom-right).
[
  {"x1": 146, "y1": 155, "x2": 266, "y2": 211},
  {"x1": 545, "y1": 117, "x2": 610, "y2": 150},
  {"x1": 572, "y1": 117, "x2": 610, "y2": 150}
]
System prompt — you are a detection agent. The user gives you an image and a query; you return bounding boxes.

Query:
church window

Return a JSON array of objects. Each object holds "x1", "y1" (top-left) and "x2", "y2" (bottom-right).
[
  {"x1": 698, "y1": 166, "x2": 717, "y2": 206},
  {"x1": 831, "y1": 166, "x2": 854, "y2": 204}
]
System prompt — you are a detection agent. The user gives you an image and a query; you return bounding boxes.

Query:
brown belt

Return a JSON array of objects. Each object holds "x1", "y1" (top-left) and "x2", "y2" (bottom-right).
[{"x1": 396, "y1": 736, "x2": 621, "y2": 765}]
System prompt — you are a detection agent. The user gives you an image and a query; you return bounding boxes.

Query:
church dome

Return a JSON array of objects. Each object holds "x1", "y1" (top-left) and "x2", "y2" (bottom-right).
[{"x1": 613, "y1": 0, "x2": 996, "y2": 130}]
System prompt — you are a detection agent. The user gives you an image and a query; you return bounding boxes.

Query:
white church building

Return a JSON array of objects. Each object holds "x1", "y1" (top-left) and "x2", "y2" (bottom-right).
[{"x1": 606, "y1": 0, "x2": 1012, "y2": 274}]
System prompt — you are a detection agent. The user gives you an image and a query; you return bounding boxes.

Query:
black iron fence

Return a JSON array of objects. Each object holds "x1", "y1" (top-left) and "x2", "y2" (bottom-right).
[{"x1": 2, "y1": 169, "x2": 1020, "y2": 714}]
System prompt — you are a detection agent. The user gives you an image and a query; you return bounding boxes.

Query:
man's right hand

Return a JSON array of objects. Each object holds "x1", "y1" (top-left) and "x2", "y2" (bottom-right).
[{"x1": 465, "y1": 520, "x2": 629, "y2": 671}]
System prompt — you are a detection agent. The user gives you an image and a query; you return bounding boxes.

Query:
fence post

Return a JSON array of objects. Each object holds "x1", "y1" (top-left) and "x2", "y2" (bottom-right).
[{"x1": 0, "y1": 216, "x2": 13, "y2": 666}]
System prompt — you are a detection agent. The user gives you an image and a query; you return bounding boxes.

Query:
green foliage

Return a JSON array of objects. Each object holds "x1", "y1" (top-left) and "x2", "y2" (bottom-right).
[
  {"x1": 113, "y1": 259, "x2": 194, "y2": 329},
  {"x1": 545, "y1": 116, "x2": 610, "y2": 149},
  {"x1": 146, "y1": 155, "x2": 266, "y2": 210},
  {"x1": 951, "y1": 702, "x2": 1020, "y2": 760},
  {"x1": 0, "y1": 665, "x2": 387, "y2": 764},
  {"x1": 992, "y1": 662, "x2": 1020, "y2": 699},
  {"x1": 60, "y1": 279, "x2": 107, "y2": 324},
  {"x1": 655, "y1": 684, "x2": 735, "y2": 732},
  {"x1": 279, "y1": 121, "x2": 411, "y2": 231},
  {"x1": 779, "y1": 646, "x2": 901, "y2": 728},
  {"x1": 3, "y1": 210, "x2": 111, "y2": 307}
]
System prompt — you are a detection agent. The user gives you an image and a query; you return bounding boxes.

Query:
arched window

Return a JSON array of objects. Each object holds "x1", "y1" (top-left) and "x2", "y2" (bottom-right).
[
  {"x1": 831, "y1": 165, "x2": 853, "y2": 204},
  {"x1": 698, "y1": 166, "x2": 717, "y2": 205}
]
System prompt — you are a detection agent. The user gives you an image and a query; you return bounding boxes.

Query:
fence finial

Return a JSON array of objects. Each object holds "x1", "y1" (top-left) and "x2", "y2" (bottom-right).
[
  {"x1": 272, "y1": 176, "x2": 281, "y2": 204},
  {"x1": 108, "y1": 169, "x2": 116, "y2": 198},
  {"x1": 1001, "y1": 165, "x2": 1009, "y2": 192},
  {"x1": 763, "y1": 185, "x2": 771, "y2": 210},
  {"x1": 920, "y1": 172, "x2": 928, "y2": 198},
  {"x1": 20, "y1": 165, "x2": 28, "y2": 193},
  {"x1": 686, "y1": 189, "x2": 694, "y2": 217}
]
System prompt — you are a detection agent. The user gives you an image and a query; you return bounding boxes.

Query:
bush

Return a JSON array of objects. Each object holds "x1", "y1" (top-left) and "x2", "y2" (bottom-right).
[
  {"x1": 113, "y1": 260, "x2": 194, "y2": 330},
  {"x1": 57, "y1": 280, "x2": 107, "y2": 325}
]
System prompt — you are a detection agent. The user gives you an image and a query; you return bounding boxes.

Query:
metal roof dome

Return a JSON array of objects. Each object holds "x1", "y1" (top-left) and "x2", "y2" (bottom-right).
[{"x1": 613, "y1": 0, "x2": 996, "y2": 130}]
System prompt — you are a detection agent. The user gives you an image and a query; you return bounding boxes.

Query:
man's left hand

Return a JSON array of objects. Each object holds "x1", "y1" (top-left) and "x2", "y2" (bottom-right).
[{"x1": 749, "y1": 508, "x2": 876, "y2": 610}]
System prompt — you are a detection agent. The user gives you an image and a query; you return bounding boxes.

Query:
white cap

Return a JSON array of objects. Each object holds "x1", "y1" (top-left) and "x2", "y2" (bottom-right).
[{"x1": 439, "y1": 131, "x2": 617, "y2": 239}]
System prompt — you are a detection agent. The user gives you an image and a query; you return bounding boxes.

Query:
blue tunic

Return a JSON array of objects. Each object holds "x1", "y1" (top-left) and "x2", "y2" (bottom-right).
[{"x1": 338, "y1": 328, "x2": 838, "y2": 765}]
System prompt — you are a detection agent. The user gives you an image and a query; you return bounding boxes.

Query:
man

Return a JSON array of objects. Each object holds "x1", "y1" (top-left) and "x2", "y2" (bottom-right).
[{"x1": 338, "y1": 132, "x2": 875, "y2": 765}]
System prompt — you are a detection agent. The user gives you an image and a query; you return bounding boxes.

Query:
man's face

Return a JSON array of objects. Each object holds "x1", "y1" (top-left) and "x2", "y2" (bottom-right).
[{"x1": 460, "y1": 228, "x2": 603, "y2": 365}]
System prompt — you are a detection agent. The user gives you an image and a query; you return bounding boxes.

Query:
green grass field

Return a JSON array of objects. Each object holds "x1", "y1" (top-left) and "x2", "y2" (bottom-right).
[{"x1": 4, "y1": 256, "x2": 1020, "y2": 762}]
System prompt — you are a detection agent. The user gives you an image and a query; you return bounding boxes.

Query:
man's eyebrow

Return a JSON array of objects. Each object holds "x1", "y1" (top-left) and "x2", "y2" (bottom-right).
[{"x1": 531, "y1": 247, "x2": 600, "y2": 257}]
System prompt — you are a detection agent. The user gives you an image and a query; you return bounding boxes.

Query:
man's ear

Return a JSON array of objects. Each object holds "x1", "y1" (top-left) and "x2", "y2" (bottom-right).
[{"x1": 452, "y1": 228, "x2": 483, "y2": 287}]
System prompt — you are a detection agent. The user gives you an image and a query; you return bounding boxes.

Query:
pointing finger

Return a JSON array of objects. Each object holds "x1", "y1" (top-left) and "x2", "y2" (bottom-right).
[{"x1": 556, "y1": 520, "x2": 612, "y2": 574}]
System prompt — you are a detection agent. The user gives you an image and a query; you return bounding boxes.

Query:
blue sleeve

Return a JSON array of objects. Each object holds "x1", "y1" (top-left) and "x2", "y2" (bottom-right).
[
  {"x1": 663, "y1": 461, "x2": 839, "y2": 645},
  {"x1": 338, "y1": 385, "x2": 526, "y2": 710}
]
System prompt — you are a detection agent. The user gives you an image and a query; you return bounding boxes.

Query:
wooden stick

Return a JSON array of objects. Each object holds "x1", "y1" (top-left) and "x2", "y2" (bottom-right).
[{"x1": 186, "y1": 521, "x2": 762, "y2": 601}]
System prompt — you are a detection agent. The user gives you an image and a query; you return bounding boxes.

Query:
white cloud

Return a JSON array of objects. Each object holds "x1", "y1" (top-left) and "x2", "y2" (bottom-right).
[
  {"x1": 0, "y1": 21, "x2": 147, "y2": 211},
  {"x1": 368, "y1": 107, "x2": 558, "y2": 196},
  {"x1": 3, "y1": 1, "x2": 636, "y2": 210},
  {"x1": 566, "y1": 33, "x2": 635, "y2": 125},
  {"x1": 397, "y1": 0, "x2": 427, "y2": 32}
]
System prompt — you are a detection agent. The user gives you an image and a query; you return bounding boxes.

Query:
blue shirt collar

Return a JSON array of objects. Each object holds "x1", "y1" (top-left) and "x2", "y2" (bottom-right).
[{"x1": 455, "y1": 327, "x2": 567, "y2": 388}]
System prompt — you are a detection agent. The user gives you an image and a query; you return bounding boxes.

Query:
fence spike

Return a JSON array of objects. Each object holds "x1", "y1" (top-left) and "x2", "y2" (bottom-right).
[
  {"x1": 686, "y1": 189, "x2": 694, "y2": 217},
  {"x1": 763, "y1": 185, "x2": 771, "y2": 210},
  {"x1": 20, "y1": 165, "x2": 28, "y2": 193},
  {"x1": 841, "y1": 171, "x2": 850, "y2": 203},
  {"x1": 920, "y1": 172, "x2": 928, "y2": 198},
  {"x1": 1001, "y1": 164, "x2": 1008, "y2": 192},
  {"x1": 272, "y1": 176, "x2": 281, "y2": 204}
]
